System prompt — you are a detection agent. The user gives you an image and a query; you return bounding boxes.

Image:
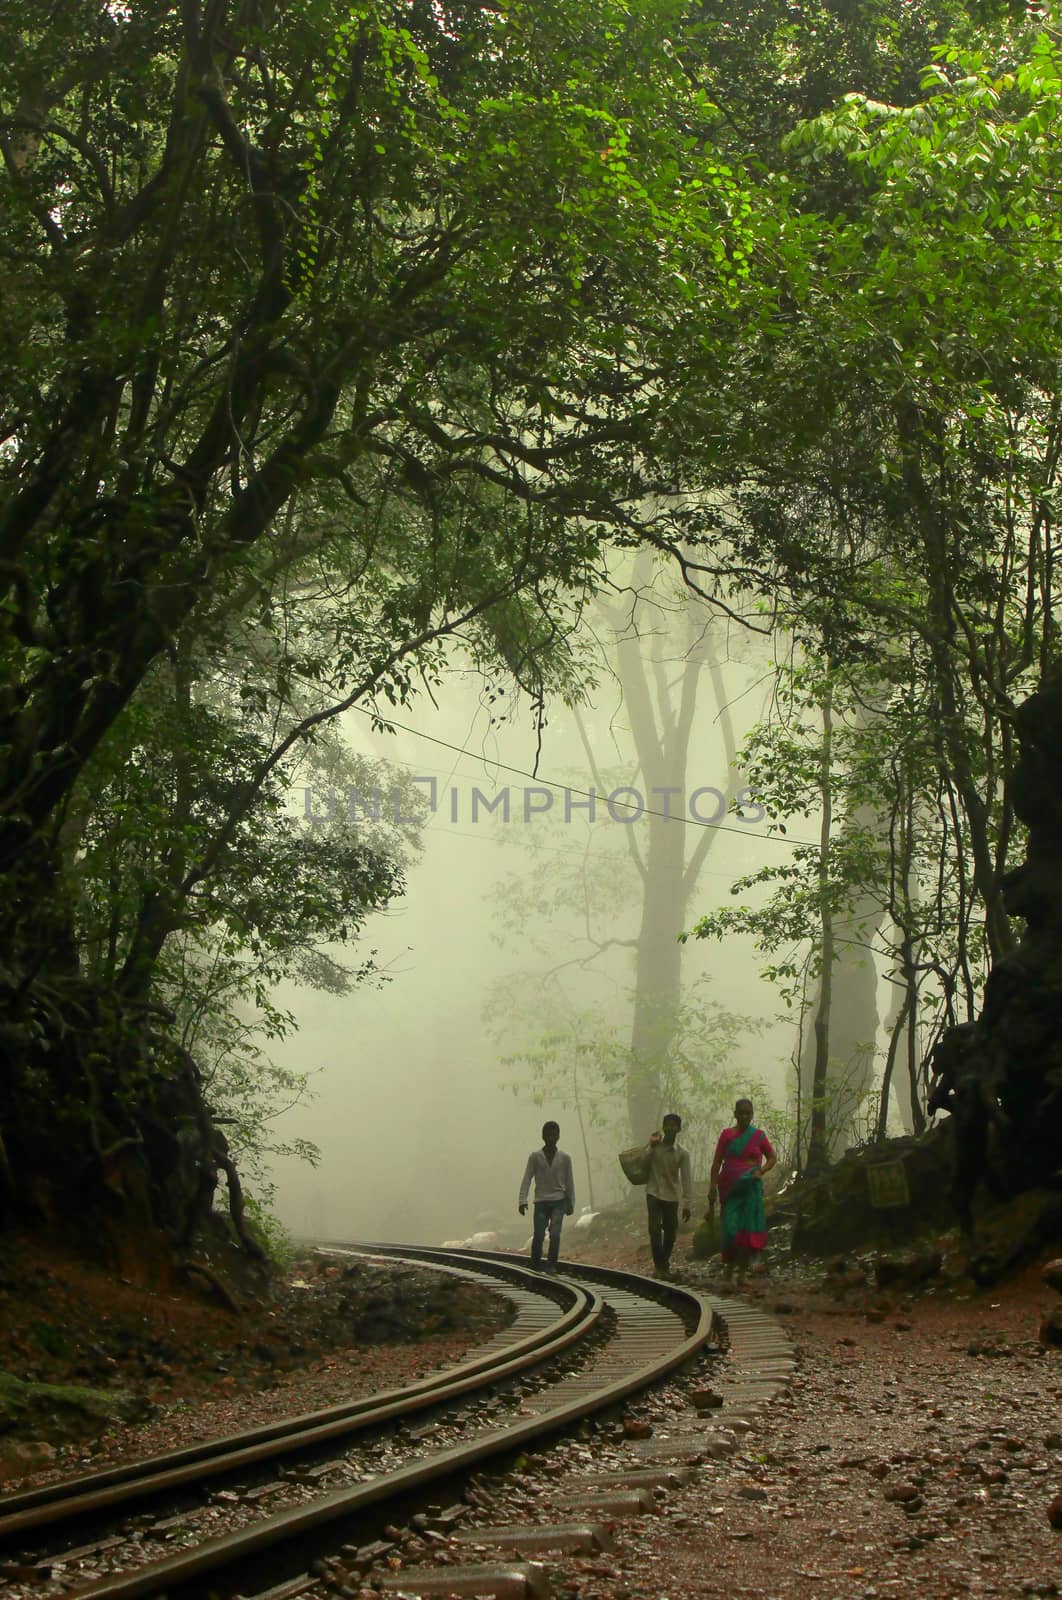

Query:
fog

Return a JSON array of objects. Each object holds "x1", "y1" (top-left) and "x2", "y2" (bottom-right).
[{"x1": 267, "y1": 615, "x2": 826, "y2": 1246}]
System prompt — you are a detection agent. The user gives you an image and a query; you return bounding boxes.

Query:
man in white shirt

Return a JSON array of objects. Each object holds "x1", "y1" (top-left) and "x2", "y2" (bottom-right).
[
  {"x1": 518, "y1": 1121, "x2": 575, "y2": 1274},
  {"x1": 645, "y1": 1112, "x2": 693, "y2": 1279}
]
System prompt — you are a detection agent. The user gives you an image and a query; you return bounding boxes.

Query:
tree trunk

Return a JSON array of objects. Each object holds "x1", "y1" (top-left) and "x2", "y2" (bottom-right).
[
  {"x1": 798, "y1": 853, "x2": 885, "y2": 1156},
  {"x1": 611, "y1": 554, "x2": 737, "y2": 1140},
  {"x1": 804, "y1": 684, "x2": 835, "y2": 1177},
  {"x1": 627, "y1": 811, "x2": 687, "y2": 1137}
]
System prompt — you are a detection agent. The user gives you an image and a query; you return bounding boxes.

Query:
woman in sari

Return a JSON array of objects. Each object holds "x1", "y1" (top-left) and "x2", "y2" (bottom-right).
[{"x1": 707, "y1": 1098, "x2": 776, "y2": 1287}]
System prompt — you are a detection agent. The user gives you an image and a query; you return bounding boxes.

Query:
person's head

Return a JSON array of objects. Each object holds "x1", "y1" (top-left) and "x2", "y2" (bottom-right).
[
  {"x1": 734, "y1": 1098, "x2": 754, "y2": 1129},
  {"x1": 542, "y1": 1120, "x2": 560, "y2": 1147},
  {"x1": 662, "y1": 1113, "x2": 682, "y2": 1144}
]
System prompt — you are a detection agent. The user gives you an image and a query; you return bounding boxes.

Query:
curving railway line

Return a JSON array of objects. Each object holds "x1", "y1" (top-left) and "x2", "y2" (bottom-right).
[{"x1": 0, "y1": 1247, "x2": 793, "y2": 1600}]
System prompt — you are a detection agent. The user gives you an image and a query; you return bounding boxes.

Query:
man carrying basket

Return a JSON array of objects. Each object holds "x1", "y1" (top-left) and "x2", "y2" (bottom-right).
[{"x1": 643, "y1": 1113, "x2": 692, "y2": 1279}]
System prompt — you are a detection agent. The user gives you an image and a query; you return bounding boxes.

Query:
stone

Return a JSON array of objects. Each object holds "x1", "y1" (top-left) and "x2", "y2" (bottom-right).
[
  {"x1": 355, "y1": 1540, "x2": 397, "y2": 1564},
  {"x1": 426, "y1": 1506, "x2": 469, "y2": 1531},
  {"x1": 622, "y1": 1419, "x2": 653, "y2": 1439},
  {"x1": 0, "y1": 1372, "x2": 149, "y2": 1455},
  {"x1": 874, "y1": 1252, "x2": 943, "y2": 1290},
  {"x1": 698, "y1": 1436, "x2": 736, "y2": 1460},
  {"x1": 790, "y1": 1136, "x2": 954, "y2": 1257},
  {"x1": 1038, "y1": 1308, "x2": 1062, "y2": 1349},
  {"x1": 689, "y1": 1388, "x2": 724, "y2": 1410},
  {"x1": 1042, "y1": 1259, "x2": 1062, "y2": 1293},
  {"x1": 0, "y1": 1438, "x2": 56, "y2": 1485},
  {"x1": 1048, "y1": 1494, "x2": 1062, "y2": 1530}
]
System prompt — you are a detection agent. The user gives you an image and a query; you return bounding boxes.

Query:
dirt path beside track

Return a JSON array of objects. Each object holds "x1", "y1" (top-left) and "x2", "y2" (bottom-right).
[{"x1": 568, "y1": 1259, "x2": 1061, "y2": 1600}]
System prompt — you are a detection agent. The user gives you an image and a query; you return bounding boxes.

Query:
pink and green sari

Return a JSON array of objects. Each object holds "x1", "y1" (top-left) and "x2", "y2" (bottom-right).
[{"x1": 715, "y1": 1124, "x2": 774, "y2": 1260}]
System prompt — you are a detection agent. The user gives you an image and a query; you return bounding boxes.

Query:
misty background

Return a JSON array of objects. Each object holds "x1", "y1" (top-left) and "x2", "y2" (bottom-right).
[{"x1": 267, "y1": 576, "x2": 897, "y2": 1246}]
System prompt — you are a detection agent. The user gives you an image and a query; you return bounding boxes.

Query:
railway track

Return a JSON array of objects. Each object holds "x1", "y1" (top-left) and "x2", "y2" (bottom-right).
[{"x1": 0, "y1": 1247, "x2": 790, "y2": 1600}]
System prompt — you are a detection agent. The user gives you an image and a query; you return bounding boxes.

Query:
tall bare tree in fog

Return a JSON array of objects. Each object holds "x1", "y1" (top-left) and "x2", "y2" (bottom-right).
[
  {"x1": 490, "y1": 556, "x2": 758, "y2": 1150},
  {"x1": 586, "y1": 553, "x2": 743, "y2": 1137}
]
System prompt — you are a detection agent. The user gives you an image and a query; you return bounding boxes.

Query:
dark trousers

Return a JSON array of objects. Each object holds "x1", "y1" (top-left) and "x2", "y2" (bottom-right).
[
  {"x1": 646, "y1": 1193, "x2": 678, "y2": 1269},
  {"x1": 531, "y1": 1199, "x2": 566, "y2": 1269}
]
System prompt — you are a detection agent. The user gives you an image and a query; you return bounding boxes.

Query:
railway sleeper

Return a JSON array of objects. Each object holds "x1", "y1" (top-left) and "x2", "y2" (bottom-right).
[{"x1": 377, "y1": 1562, "x2": 552, "y2": 1599}]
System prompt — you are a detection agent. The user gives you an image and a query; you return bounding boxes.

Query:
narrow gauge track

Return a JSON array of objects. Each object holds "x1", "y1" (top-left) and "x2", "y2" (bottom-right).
[{"x1": 0, "y1": 1249, "x2": 718, "y2": 1600}]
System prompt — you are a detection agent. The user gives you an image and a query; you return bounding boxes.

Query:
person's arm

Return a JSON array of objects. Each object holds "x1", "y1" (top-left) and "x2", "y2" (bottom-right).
[
  {"x1": 680, "y1": 1149, "x2": 692, "y2": 1219},
  {"x1": 753, "y1": 1134, "x2": 777, "y2": 1182},
  {"x1": 707, "y1": 1132, "x2": 726, "y2": 1214},
  {"x1": 518, "y1": 1154, "x2": 535, "y2": 1214},
  {"x1": 563, "y1": 1154, "x2": 575, "y2": 1215}
]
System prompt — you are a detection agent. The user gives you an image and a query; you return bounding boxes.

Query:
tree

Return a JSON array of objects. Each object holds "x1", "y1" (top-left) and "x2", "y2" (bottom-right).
[
  {"x1": 489, "y1": 557, "x2": 762, "y2": 1154},
  {"x1": 0, "y1": 0, "x2": 775, "y2": 1246},
  {"x1": 678, "y1": 17, "x2": 1062, "y2": 1186},
  {"x1": 75, "y1": 637, "x2": 426, "y2": 1200},
  {"x1": 0, "y1": 0, "x2": 759, "y2": 871},
  {"x1": 687, "y1": 641, "x2": 988, "y2": 1167}
]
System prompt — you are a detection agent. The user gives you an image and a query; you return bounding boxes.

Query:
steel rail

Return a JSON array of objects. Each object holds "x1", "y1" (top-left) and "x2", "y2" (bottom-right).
[
  {"x1": 354, "y1": 1243, "x2": 710, "y2": 1328},
  {"x1": 55, "y1": 1250, "x2": 716, "y2": 1600},
  {"x1": 0, "y1": 1252, "x2": 596, "y2": 1545}
]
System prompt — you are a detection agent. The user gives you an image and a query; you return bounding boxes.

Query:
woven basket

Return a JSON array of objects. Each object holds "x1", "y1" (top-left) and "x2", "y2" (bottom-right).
[{"x1": 618, "y1": 1145, "x2": 652, "y2": 1185}]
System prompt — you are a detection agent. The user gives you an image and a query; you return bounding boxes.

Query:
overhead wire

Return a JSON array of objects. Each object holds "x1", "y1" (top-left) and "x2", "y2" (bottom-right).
[{"x1": 346, "y1": 703, "x2": 818, "y2": 848}]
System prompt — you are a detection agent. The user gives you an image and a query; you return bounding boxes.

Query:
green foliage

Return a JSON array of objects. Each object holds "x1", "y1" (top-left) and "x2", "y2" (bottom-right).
[
  {"x1": 241, "y1": 1193, "x2": 300, "y2": 1269},
  {"x1": 681, "y1": 15, "x2": 1062, "y2": 1158},
  {"x1": 0, "y1": 0, "x2": 776, "y2": 868},
  {"x1": 4, "y1": 0, "x2": 1062, "y2": 1233},
  {"x1": 0, "y1": 0, "x2": 798, "y2": 1236},
  {"x1": 499, "y1": 980, "x2": 765, "y2": 1178}
]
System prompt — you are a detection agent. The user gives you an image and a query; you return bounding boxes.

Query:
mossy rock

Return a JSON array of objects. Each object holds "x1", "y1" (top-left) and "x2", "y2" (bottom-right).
[
  {"x1": 0, "y1": 1370, "x2": 150, "y2": 1442},
  {"x1": 691, "y1": 1214, "x2": 723, "y2": 1260},
  {"x1": 790, "y1": 1131, "x2": 956, "y2": 1257},
  {"x1": 966, "y1": 1189, "x2": 1062, "y2": 1284},
  {"x1": 29, "y1": 1319, "x2": 76, "y2": 1360}
]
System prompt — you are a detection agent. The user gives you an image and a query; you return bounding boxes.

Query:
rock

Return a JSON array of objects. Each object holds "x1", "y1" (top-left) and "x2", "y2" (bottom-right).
[
  {"x1": 691, "y1": 1216, "x2": 722, "y2": 1260},
  {"x1": 1048, "y1": 1494, "x2": 1062, "y2": 1530},
  {"x1": 0, "y1": 1440, "x2": 56, "y2": 1485},
  {"x1": 700, "y1": 1436, "x2": 735, "y2": 1459},
  {"x1": 622, "y1": 1419, "x2": 654, "y2": 1439},
  {"x1": 737, "y1": 1484, "x2": 769, "y2": 1501},
  {"x1": 689, "y1": 1388, "x2": 724, "y2": 1410},
  {"x1": 966, "y1": 1193, "x2": 1062, "y2": 1286},
  {"x1": 790, "y1": 1135, "x2": 955, "y2": 1257},
  {"x1": 875, "y1": 1252, "x2": 943, "y2": 1290},
  {"x1": 0, "y1": 1370, "x2": 150, "y2": 1452},
  {"x1": 884, "y1": 1484, "x2": 922, "y2": 1503},
  {"x1": 967, "y1": 1337, "x2": 1014, "y2": 1357},
  {"x1": 1042, "y1": 1259, "x2": 1062, "y2": 1294},
  {"x1": 1038, "y1": 1308, "x2": 1062, "y2": 1349}
]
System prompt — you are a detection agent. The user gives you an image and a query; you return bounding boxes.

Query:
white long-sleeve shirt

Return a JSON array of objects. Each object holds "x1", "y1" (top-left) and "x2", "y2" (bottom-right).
[
  {"x1": 646, "y1": 1140, "x2": 693, "y2": 1204},
  {"x1": 519, "y1": 1147, "x2": 575, "y2": 1208}
]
